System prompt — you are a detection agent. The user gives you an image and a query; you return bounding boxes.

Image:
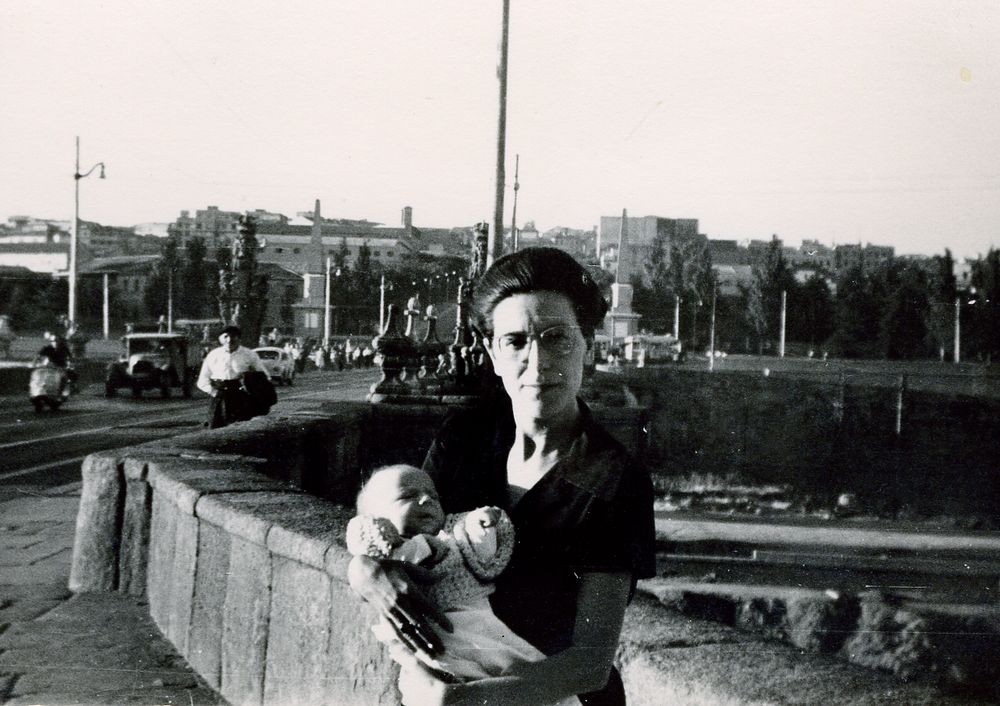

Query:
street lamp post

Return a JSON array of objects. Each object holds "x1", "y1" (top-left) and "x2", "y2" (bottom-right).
[
  {"x1": 70, "y1": 136, "x2": 106, "y2": 329},
  {"x1": 489, "y1": 0, "x2": 511, "y2": 267},
  {"x1": 324, "y1": 258, "x2": 332, "y2": 346},
  {"x1": 778, "y1": 289, "x2": 787, "y2": 358},
  {"x1": 708, "y1": 282, "x2": 718, "y2": 372},
  {"x1": 954, "y1": 295, "x2": 961, "y2": 363},
  {"x1": 510, "y1": 153, "x2": 520, "y2": 252},
  {"x1": 167, "y1": 269, "x2": 174, "y2": 333}
]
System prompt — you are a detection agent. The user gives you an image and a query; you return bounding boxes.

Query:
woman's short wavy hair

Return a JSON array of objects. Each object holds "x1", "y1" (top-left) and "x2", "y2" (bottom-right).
[{"x1": 472, "y1": 247, "x2": 609, "y2": 339}]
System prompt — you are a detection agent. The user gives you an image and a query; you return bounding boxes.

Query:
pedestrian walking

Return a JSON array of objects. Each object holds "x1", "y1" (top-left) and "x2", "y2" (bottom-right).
[{"x1": 196, "y1": 325, "x2": 268, "y2": 429}]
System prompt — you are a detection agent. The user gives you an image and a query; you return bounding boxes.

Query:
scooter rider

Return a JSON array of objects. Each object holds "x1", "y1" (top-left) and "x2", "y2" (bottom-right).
[
  {"x1": 36, "y1": 332, "x2": 78, "y2": 390},
  {"x1": 37, "y1": 332, "x2": 68, "y2": 367}
]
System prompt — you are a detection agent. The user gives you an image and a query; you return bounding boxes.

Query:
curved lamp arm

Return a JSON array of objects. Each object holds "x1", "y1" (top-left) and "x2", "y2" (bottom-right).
[{"x1": 76, "y1": 162, "x2": 106, "y2": 180}]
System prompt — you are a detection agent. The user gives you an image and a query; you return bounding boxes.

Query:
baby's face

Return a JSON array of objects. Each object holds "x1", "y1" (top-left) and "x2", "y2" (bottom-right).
[{"x1": 365, "y1": 467, "x2": 444, "y2": 537}]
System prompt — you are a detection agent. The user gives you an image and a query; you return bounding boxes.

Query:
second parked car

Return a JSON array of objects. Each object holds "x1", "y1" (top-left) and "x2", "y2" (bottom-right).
[{"x1": 253, "y1": 346, "x2": 295, "y2": 385}]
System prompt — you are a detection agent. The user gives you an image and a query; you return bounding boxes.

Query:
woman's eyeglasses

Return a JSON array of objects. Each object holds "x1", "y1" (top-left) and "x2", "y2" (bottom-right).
[{"x1": 492, "y1": 325, "x2": 582, "y2": 360}]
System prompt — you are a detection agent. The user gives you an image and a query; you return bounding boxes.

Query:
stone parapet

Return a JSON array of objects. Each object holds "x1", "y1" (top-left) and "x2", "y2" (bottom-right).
[
  {"x1": 65, "y1": 400, "x2": 650, "y2": 704},
  {"x1": 67, "y1": 399, "x2": 980, "y2": 704}
]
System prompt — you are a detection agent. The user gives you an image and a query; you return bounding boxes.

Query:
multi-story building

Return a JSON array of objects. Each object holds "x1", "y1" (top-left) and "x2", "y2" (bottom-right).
[
  {"x1": 786, "y1": 239, "x2": 836, "y2": 271},
  {"x1": 0, "y1": 216, "x2": 71, "y2": 244},
  {"x1": 707, "y1": 239, "x2": 751, "y2": 266},
  {"x1": 598, "y1": 214, "x2": 702, "y2": 283},
  {"x1": 538, "y1": 226, "x2": 598, "y2": 261},
  {"x1": 77, "y1": 221, "x2": 140, "y2": 257},
  {"x1": 168, "y1": 206, "x2": 248, "y2": 249},
  {"x1": 77, "y1": 255, "x2": 160, "y2": 323},
  {"x1": 256, "y1": 224, "x2": 418, "y2": 274},
  {"x1": 834, "y1": 243, "x2": 895, "y2": 271},
  {"x1": 0, "y1": 241, "x2": 86, "y2": 274}
]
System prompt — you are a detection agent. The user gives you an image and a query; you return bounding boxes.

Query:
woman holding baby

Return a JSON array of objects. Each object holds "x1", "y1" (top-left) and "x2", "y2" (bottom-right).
[{"x1": 349, "y1": 247, "x2": 656, "y2": 705}]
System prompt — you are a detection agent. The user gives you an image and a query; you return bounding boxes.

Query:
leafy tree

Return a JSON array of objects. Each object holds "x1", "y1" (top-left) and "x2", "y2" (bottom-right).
[
  {"x1": 876, "y1": 261, "x2": 931, "y2": 359},
  {"x1": 179, "y1": 236, "x2": 210, "y2": 318},
  {"x1": 682, "y1": 239, "x2": 715, "y2": 350},
  {"x1": 329, "y1": 237, "x2": 352, "y2": 305},
  {"x1": 968, "y1": 248, "x2": 1000, "y2": 362},
  {"x1": 791, "y1": 273, "x2": 835, "y2": 348},
  {"x1": 143, "y1": 235, "x2": 181, "y2": 321},
  {"x1": 832, "y1": 264, "x2": 880, "y2": 358},
  {"x1": 637, "y1": 232, "x2": 714, "y2": 345},
  {"x1": 0, "y1": 271, "x2": 64, "y2": 331},
  {"x1": 77, "y1": 276, "x2": 106, "y2": 325},
  {"x1": 925, "y1": 249, "x2": 957, "y2": 360},
  {"x1": 746, "y1": 237, "x2": 795, "y2": 353},
  {"x1": 634, "y1": 229, "x2": 674, "y2": 334},
  {"x1": 351, "y1": 240, "x2": 376, "y2": 303},
  {"x1": 207, "y1": 243, "x2": 231, "y2": 316}
]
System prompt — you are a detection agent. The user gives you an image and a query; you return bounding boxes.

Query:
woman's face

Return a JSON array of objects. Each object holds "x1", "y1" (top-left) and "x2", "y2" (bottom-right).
[{"x1": 488, "y1": 291, "x2": 590, "y2": 427}]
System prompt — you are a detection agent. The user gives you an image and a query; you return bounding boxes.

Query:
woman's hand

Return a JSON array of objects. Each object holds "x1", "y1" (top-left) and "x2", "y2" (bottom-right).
[
  {"x1": 397, "y1": 659, "x2": 454, "y2": 706},
  {"x1": 346, "y1": 554, "x2": 453, "y2": 658}
]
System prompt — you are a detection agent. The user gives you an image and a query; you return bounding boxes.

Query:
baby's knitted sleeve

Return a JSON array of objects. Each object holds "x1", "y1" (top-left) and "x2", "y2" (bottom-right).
[
  {"x1": 345, "y1": 514, "x2": 402, "y2": 559},
  {"x1": 451, "y1": 509, "x2": 515, "y2": 581}
]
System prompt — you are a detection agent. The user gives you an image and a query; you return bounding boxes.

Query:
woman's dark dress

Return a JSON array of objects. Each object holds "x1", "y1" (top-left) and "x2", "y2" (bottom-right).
[{"x1": 422, "y1": 399, "x2": 656, "y2": 705}]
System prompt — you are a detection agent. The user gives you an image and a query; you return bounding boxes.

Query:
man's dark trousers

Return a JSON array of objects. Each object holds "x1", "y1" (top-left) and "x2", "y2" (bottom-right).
[{"x1": 207, "y1": 380, "x2": 252, "y2": 429}]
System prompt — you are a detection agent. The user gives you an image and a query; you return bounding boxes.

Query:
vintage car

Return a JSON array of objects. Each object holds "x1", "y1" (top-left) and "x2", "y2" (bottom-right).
[
  {"x1": 253, "y1": 346, "x2": 295, "y2": 386},
  {"x1": 105, "y1": 332, "x2": 196, "y2": 398},
  {"x1": 623, "y1": 333, "x2": 684, "y2": 365}
]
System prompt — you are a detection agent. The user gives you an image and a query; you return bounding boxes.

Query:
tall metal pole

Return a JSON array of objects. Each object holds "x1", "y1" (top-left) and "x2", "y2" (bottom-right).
[
  {"x1": 70, "y1": 137, "x2": 105, "y2": 331},
  {"x1": 673, "y1": 296, "x2": 680, "y2": 340},
  {"x1": 954, "y1": 296, "x2": 961, "y2": 363},
  {"x1": 167, "y1": 270, "x2": 173, "y2": 333},
  {"x1": 324, "y1": 257, "x2": 332, "y2": 346},
  {"x1": 70, "y1": 137, "x2": 80, "y2": 328},
  {"x1": 489, "y1": 0, "x2": 510, "y2": 267},
  {"x1": 708, "y1": 283, "x2": 718, "y2": 372},
  {"x1": 511, "y1": 154, "x2": 520, "y2": 252},
  {"x1": 778, "y1": 289, "x2": 787, "y2": 358},
  {"x1": 379, "y1": 274, "x2": 387, "y2": 333},
  {"x1": 102, "y1": 272, "x2": 109, "y2": 339}
]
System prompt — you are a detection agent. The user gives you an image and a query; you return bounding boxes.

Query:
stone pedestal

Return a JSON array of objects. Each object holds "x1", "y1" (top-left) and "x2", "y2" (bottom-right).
[{"x1": 605, "y1": 283, "x2": 641, "y2": 340}]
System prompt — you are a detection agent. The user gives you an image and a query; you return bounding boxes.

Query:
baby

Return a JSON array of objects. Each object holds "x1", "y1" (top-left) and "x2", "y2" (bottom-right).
[{"x1": 346, "y1": 464, "x2": 544, "y2": 681}]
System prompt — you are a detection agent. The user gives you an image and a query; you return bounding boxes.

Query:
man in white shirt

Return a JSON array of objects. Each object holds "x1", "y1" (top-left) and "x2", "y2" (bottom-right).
[{"x1": 197, "y1": 325, "x2": 267, "y2": 428}]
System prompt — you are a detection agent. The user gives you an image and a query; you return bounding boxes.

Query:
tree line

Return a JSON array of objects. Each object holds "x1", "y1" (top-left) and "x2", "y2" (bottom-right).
[
  {"x1": 139, "y1": 233, "x2": 468, "y2": 336},
  {"x1": 3, "y1": 228, "x2": 996, "y2": 362},
  {"x1": 632, "y1": 234, "x2": 1000, "y2": 362}
]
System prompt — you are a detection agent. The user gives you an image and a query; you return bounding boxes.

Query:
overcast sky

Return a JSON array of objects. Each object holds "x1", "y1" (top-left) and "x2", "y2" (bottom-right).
[{"x1": 2, "y1": 1, "x2": 998, "y2": 260}]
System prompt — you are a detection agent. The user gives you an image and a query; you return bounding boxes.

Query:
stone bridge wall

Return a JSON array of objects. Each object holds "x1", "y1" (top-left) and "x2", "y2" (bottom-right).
[{"x1": 68, "y1": 402, "x2": 654, "y2": 705}]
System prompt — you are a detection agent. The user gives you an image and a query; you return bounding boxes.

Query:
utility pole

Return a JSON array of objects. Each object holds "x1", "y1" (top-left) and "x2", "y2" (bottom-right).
[
  {"x1": 511, "y1": 154, "x2": 520, "y2": 252},
  {"x1": 379, "y1": 274, "x2": 387, "y2": 334},
  {"x1": 778, "y1": 289, "x2": 787, "y2": 358},
  {"x1": 167, "y1": 269, "x2": 174, "y2": 333},
  {"x1": 102, "y1": 273, "x2": 110, "y2": 339},
  {"x1": 70, "y1": 137, "x2": 106, "y2": 328},
  {"x1": 489, "y1": 0, "x2": 511, "y2": 267},
  {"x1": 708, "y1": 282, "x2": 718, "y2": 372},
  {"x1": 954, "y1": 296, "x2": 961, "y2": 363},
  {"x1": 324, "y1": 257, "x2": 332, "y2": 346}
]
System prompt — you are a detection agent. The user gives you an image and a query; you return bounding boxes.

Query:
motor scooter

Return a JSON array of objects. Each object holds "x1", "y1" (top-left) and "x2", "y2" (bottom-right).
[{"x1": 29, "y1": 360, "x2": 71, "y2": 412}]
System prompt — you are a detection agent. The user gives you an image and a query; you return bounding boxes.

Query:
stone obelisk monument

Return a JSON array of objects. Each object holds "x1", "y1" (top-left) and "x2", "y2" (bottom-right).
[{"x1": 604, "y1": 208, "x2": 641, "y2": 342}]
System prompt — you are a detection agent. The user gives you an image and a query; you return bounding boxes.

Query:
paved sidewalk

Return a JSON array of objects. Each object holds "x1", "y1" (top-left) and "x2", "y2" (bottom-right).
[{"x1": 0, "y1": 483, "x2": 223, "y2": 706}]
